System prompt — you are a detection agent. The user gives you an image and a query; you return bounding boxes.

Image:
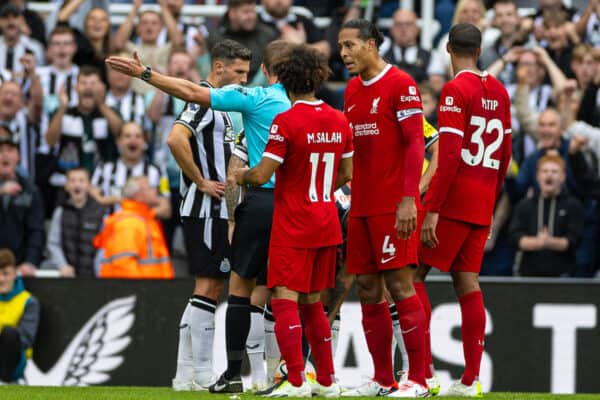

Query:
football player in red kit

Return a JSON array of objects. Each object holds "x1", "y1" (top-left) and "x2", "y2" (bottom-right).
[
  {"x1": 234, "y1": 44, "x2": 353, "y2": 398},
  {"x1": 420, "y1": 23, "x2": 512, "y2": 397},
  {"x1": 338, "y1": 19, "x2": 429, "y2": 398}
]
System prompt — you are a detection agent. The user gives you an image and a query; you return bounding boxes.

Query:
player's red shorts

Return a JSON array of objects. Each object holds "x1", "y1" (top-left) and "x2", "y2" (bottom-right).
[
  {"x1": 419, "y1": 216, "x2": 489, "y2": 273},
  {"x1": 267, "y1": 245, "x2": 337, "y2": 293},
  {"x1": 346, "y1": 213, "x2": 418, "y2": 275}
]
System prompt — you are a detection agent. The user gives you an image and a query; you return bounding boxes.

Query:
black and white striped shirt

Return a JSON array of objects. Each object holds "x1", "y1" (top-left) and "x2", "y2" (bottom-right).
[
  {"x1": 1, "y1": 108, "x2": 37, "y2": 176},
  {"x1": 174, "y1": 81, "x2": 233, "y2": 220},
  {"x1": 36, "y1": 65, "x2": 79, "y2": 153},
  {"x1": 92, "y1": 158, "x2": 170, "y2": 212},
  {"x1": 49, "y1": 107, "x2": 116, "y2": 187},
  {"x1": 106, "y1": 89, "x2": 147, "y2": 127},
  {"x1": 0, "y1": 36, "x2": 44, "y2": 76},
  {"x1": 37, "y1": 65, "x2": 79, "y2": 106}
]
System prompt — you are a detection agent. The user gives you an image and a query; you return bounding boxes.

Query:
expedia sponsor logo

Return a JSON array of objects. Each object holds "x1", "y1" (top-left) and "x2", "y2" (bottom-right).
[
  {"x1": 269, "y1": 134, "x2": 285, "y2": 142},
  {"x1": 400, "y1": 95, "x2": 421, "y2": 102},
  {"x1": 440, "y1": 105, "x2": 462, "y2": 113},
  {"x1": 353, "y1": 123, "x2": 380, "y2": 136}
]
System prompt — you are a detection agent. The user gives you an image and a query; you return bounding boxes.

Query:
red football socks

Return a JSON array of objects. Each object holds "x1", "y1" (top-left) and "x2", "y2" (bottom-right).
[
  {"x1": 299, "y1": 301, "x2": 334, "y2": 386},
  {"x1": 271, "y1": 299, "x2": 304, "y2": 387},
  {"x1": 361, "y1": 302, "x2": 395, "y2": 387},
  {"x1": 459, "y1": 290, "x2": 486, "y2": 386},
  {"x1": 414, "y1": 282, "x2": 434, "y2": 379},
  {"x1": 395, "y1": 295, "x2": 427, "y2": 387}
]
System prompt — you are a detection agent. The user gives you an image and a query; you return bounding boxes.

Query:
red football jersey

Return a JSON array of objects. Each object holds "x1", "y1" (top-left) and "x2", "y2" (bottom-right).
[
  {"x1": 344, "y1": 64, "x2": 425, "y2": 217},
  {"x1": 423, "y1": 70, "x2": 512, "y2": 226},
  {"x1": 263, "y1": 100, "x2": 354, "y2": 248}
]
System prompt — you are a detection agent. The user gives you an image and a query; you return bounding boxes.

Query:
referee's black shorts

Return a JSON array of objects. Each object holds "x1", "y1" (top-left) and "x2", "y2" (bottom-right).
[
  {"x1": 182, "y1": 217, "x2": 231, "y2": 279},
  {"x1": 231, "y1": 187, "x2": 274, "y2": 285}
]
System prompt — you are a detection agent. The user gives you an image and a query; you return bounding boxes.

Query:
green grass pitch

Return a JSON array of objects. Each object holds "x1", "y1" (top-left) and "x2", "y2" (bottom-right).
[{"x1": 1, "y1": 387, "x2": 599, "y2": 400}]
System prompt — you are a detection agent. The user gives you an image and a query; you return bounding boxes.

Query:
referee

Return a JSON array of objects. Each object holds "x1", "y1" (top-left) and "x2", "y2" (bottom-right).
[
  {"x1": 162, "y1": 40, "x2": 252, "y2": 391},
  {"x1": 107, "y1": 40, "x2": 294, "y2": 393}
]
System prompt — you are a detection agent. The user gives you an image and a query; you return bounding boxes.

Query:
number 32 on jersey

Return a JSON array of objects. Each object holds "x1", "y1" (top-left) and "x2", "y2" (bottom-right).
[{"x1": 461, "y1": 116, "x2": 504, "y2": 170}]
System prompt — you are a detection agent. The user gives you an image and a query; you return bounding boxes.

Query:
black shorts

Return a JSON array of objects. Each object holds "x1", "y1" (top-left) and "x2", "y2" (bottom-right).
[
  {"x1": 182, "y1": 217, "x2": 231, "y2": 279},
  {"x1": 231, "y1": 187, "x2": 274, "y2": 285}
]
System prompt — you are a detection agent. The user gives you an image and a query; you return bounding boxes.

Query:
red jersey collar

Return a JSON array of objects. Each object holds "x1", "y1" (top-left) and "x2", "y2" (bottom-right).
[
  {"x1": 361, "y1": 64, "x2": 392, "y2": 87},
  {"x1": 454, "y1": 69, "x2": 488, "y2": 79},
  {"x1": 293, "y1": 99, "x2": 324, "y2": 106}
]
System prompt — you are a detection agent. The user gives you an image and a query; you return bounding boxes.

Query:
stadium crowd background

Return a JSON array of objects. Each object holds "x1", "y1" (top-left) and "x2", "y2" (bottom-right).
[{"x1": 0, "y1": 0, "x2": 599, "y2": 279}]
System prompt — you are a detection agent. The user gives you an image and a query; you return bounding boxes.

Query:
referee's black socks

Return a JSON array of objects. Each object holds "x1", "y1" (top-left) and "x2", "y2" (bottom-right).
[{"x1": 225, "y1": 295, "x2": 251, "y2": 379}]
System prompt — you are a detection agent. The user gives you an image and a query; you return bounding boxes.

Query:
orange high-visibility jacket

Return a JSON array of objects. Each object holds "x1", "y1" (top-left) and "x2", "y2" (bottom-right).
[{"x1": 94, "y1": 200, "x2": 174, "y2": 279}]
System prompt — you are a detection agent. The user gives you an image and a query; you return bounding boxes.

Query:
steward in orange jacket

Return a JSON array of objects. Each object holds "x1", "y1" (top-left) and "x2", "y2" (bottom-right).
[{"x1": 94, "y1": 177, "x2": 174, "y2": 279}]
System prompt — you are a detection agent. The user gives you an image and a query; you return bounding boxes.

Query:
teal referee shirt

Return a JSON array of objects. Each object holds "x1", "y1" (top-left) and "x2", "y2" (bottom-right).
[{"x1": 209, "y1": 83, "x2": 290, "y2": 189}]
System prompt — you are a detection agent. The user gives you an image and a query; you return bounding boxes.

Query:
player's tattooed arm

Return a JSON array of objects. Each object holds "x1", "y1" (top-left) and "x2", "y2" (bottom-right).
[{"x1": 226, "y1": 154, "x2": 246, "y2": 222}]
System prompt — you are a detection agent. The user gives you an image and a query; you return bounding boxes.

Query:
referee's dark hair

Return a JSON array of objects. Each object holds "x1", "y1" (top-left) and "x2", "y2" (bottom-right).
[
  {"x1": 274, "y1": 45, "x2": 330, "y2": 95},
  {"x1": 210, "y1": 39, "x2": 252, "y2": 64},
  {"x1": 342, "y1": 19, "x2": 384, "y2": 49},
  {"x1": 448, "y1": 23, "x2": 482, "y2": 57}
]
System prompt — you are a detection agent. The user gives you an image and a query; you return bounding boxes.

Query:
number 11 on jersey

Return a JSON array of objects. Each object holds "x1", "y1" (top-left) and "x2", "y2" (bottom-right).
[{"x1": 309, "y1": 152, "x2": 335, "y2": 202}]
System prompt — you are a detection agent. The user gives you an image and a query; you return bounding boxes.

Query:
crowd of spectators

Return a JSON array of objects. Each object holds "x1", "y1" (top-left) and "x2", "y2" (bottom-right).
[{"x1": 0, "y1": 0, "x2": 599, "y2": 278}]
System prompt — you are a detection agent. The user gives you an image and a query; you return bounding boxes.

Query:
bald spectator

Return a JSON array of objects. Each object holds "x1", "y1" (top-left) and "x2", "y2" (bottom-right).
[
  {"x1": 94, "y1": 176, "x2": 174, "y2": 279},
  {"x1": 381, "y1": 9, "x2": 435, "y2": 83},
  {"x1": 513, "y1": 108, "x2": 577, "y2": 200}
]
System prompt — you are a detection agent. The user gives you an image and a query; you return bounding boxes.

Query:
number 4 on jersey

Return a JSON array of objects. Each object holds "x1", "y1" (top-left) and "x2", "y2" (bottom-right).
[{"x1": 382, "y1": 235, "x2": 396, "y2": 257}]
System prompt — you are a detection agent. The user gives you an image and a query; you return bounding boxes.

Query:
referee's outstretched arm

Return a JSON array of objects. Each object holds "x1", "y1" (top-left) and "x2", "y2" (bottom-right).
[{"x1": 106, "y1": 52, "x2": 212, "y2": 106}]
